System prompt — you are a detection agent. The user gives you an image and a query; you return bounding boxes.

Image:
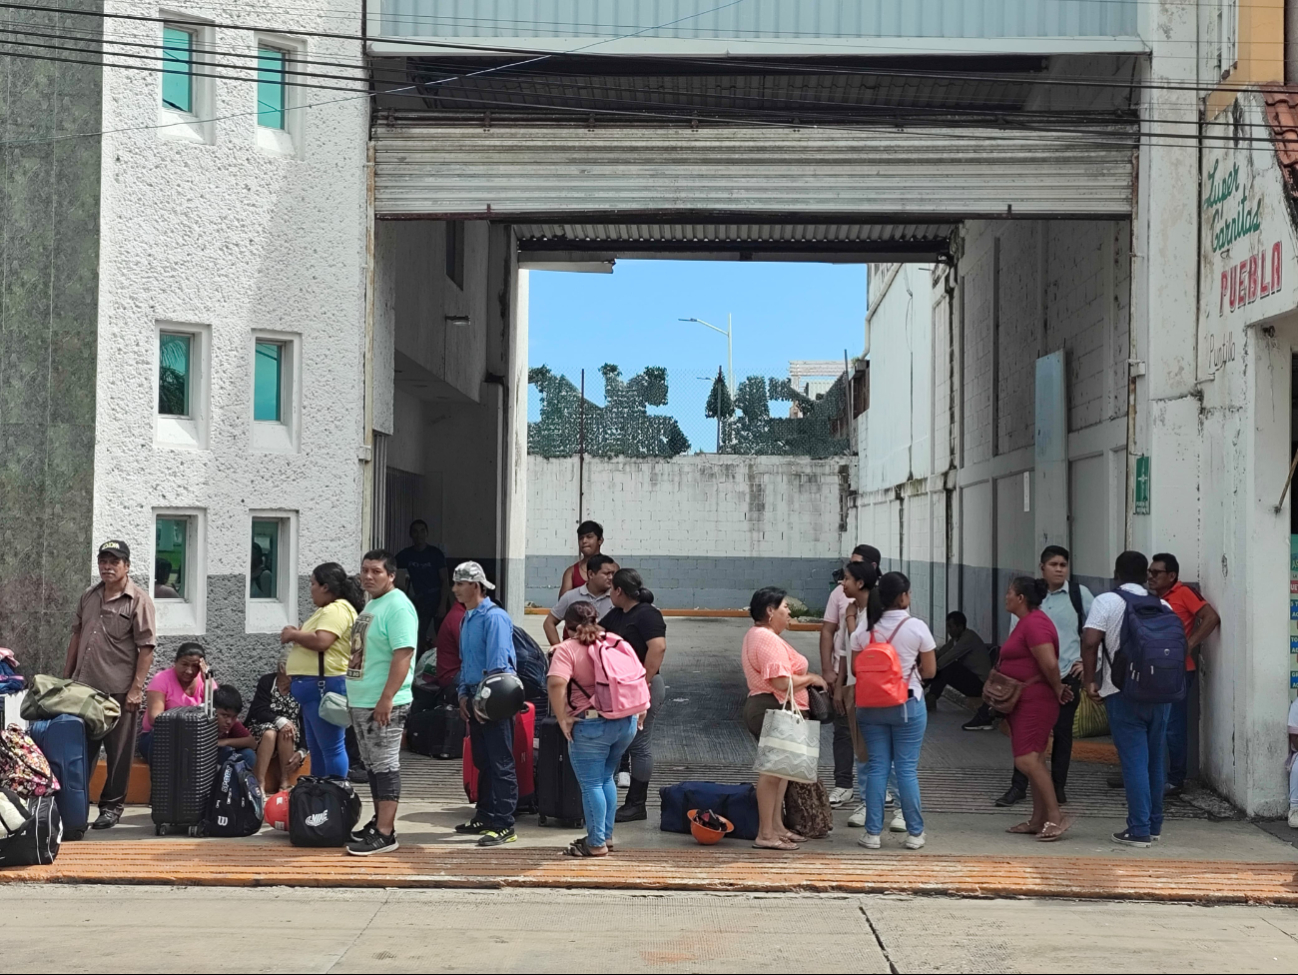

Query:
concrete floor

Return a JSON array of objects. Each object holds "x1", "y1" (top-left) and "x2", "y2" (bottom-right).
[{"x1": 4, "y1": 884, "x2": 1297, "y2": 973}]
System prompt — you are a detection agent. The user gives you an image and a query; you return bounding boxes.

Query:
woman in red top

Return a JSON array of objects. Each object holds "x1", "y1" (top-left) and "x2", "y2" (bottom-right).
[{"x1": 999, "y1": 576, "x2": 1074, "y2": 841}]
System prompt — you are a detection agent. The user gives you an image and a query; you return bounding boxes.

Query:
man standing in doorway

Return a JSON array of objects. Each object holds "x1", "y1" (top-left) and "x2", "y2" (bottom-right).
[
  {"x1": 996, "y1": 545, "x2": 1093, "y2": 807},
  {"x1": 395, "y1": 520, "x2": 450, "y2": 650},
  {"x1": 544, "y1": 554, "x2": 617, "y2": 646},
  {"x1": 346, "y1": 549, "x2": 418, "y2": 856},
  {"x1": 63, "y1": 540, "x2": 156, "y2": 830},
  {"x1": 1147, "y1": 552, "x2": 1220, "y2": 796},
  {"x1": 454, "y1": 561, "x2": 520, "y2": 847},
  {"x1": 1082, "y1": 550, "x2": 1174, "y2": 846}
]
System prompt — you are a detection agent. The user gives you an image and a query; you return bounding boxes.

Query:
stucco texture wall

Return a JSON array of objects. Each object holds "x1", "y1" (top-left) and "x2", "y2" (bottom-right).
[
  {"x1": 0, "y1": 2, "x2": 105, "y2": 677},
  {"x1": 90, "y1": 1, "x2": 370, "y2": 694},
  {"x1": 526, "y1": 454, "x2": 846, "y2": 611}
]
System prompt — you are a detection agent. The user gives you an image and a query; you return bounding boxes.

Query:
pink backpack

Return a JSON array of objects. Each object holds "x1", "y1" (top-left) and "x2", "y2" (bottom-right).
[{"x1": 575, "y1": 635, "x2": 651, "y2": 719}]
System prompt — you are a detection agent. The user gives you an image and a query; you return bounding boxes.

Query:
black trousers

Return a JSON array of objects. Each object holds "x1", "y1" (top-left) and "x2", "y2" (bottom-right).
[
  {"x1": 469, "y1": 711, "x2": 517, "y2": 830},
  {"x1": 831, "y1": 710, "x2": 854, "y2": 789},
  {"x1": 87, "y1": 694, "x2": 137, "y2": 813},
  {"x1": 1011, "y1": 675, "x2": 1082, "y2": 792},
  {"x1": 926, "y1": 659, "x2": 986, "y2": 704}
]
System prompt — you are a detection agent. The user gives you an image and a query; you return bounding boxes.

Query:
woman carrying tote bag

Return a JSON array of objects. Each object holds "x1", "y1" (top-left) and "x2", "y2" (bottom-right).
[{"x1": 740, "y1": 587, "x2": 828, "y2": 851}]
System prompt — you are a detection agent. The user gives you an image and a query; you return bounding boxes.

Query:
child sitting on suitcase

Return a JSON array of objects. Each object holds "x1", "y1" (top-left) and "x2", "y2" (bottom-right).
[{"x1": 214, "y1": 686, "x2": 257, "y2": 770}]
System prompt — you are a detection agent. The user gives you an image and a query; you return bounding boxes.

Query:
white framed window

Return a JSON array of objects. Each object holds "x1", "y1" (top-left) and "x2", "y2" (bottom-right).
[
  {"x1": 250, "y1": 330, "x2": 300, "y2": 453},
  {"x1": 155, "y1": 321, "x2": 209, "y2": 449},
  {"x1": 154, "y1": 509, "x2": 206, "y2": 635},
  {"x1": 246, "y1": 511, "x2": 297, "y2": 632},
  {"x1": 253, "y1": 34, "x2": 303, "y2": 156},
  {"x1": 158, "y1": 15, "x2": 214, "y2": 144}
]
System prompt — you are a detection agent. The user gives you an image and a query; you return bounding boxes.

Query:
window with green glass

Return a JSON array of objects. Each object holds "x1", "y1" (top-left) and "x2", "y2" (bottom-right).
[
  {"x1": 257, "y1": 46, "x2": 287, "y2": 129},
  {"x1": 158, "y1": 332, "x2": 192, "y2": 416},
  {"x1": 155, "y1": 516, "x2": 189, "y2": 599},
  {"x1": 253, "y1": 341, "x2": 283, "y2": 422},
  {"x1": 250, "y1": 520, "x2": 280, "y2": 599},
  {"x1": 162, "y1": 26, "x2": 194, "y2": 113}
]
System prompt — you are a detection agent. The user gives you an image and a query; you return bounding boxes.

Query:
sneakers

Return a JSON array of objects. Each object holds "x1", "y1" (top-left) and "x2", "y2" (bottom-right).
[
  {"x1": 1111, "y1": 830, "x2": 1152, "y2": 848},
  {"x1": 351, "y1": 817, "x2": 377, "y2": 842},
  {"x1": 1164, "y1": 782, "x2": 1183, "y2": 797},
  {"x1": 888, "y1": 811, "x2": 907, "y2": 832},
  {"x1": 454, "y1": 818, "x2": 491, "y2": 835},
  {"x1": 1289, "y1": 806, "x2": 1298, "y2": 829},
  {"x1": 477, "y1": 827, "x2": 518, "y2": 847},
  {"x1": 858, "y1": 833, "x2": 882, "y2": 849},
  {"x1": 962, "y1": 713, "x2": 997, "y2": 731},
  {"x1": 828, "y1": 786, "x2": 854, "y2": 808},
  {"x1": 347, "y1": 830, "x2": 399, "y2": 856},
  {"x1": 617, "y1": 771, "x2": 631, "y2": 788},
  {"x1": 347, "y1": 765, "x2": 369, "y2": 784},
  {"x1": 903, "y1": 832, "x2": 926, "y2": 850},
  {"x1": 994, "y1": 786, "x2": 1026, "y2": 807},
  {"x1": 847, "y1": 804, "x2": 866, "y2": 828}
]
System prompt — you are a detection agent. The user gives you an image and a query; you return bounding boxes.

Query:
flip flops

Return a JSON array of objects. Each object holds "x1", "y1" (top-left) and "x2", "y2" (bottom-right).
[
  {"x1": 563, "y1": 837, "x2": 609, "y2": 857},
  {"x1": 1006, "y1": 821, "x2": 1040, "y2": 834},
  {"x1": 1037, "y1": 818, "x2": 1072, "y2": 842}
]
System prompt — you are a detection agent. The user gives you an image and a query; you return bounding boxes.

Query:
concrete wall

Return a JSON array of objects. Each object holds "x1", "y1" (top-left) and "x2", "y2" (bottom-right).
[
  {"x1": 89, "y1": 0, "x2": 370, "y2": 695},
  {"x1": 0, "y1": 2, "x2": 105, "y2": 677},
  {"x1": 526, "y1": 454, "x2": 845, "y2": 611}
]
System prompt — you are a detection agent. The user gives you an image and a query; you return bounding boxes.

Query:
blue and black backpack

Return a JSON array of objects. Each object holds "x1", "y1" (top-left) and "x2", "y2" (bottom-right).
[{"x1": 1105, "y1": 589, "x2": 1188, "y2": 704}]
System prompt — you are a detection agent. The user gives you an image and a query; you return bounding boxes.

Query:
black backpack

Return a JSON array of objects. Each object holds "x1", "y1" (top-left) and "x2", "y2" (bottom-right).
[
  {"x1": 512, "y1": 625, "x2": 551, "y2": 720},
  {"x1": 289, "y1": 776, "x2": 362, "y2": 847},
  {"x1": 205, "y1": 755, "x2": 265, "y2": 837}
]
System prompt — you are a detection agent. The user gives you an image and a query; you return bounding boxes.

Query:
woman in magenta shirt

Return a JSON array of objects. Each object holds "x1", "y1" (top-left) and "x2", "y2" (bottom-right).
[
  {"x1": 137, "y1": 643, "x2": 211, "y2": 763},
  {"x1": 999, "y1": 577, "x2": 1073, "y2": 841}
]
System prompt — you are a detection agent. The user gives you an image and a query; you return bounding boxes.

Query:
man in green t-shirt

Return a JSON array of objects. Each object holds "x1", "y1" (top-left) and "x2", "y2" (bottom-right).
[{"x1": 345, "y1": 548, "x2": 418, "y2": 856}]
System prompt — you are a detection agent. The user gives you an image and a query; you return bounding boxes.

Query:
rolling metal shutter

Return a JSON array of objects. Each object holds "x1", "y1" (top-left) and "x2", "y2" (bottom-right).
[{"x1": 372, "y1": 125, "x2": 1134, "y2": 219}]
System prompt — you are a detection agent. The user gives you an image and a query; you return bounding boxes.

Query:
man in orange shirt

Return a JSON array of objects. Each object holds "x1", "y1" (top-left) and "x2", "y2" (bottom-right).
[{"x1": 1147, "y1": 553, "x2": 1221, "y2": 795}]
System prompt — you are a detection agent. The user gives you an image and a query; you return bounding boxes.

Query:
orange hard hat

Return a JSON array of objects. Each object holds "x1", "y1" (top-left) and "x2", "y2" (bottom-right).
[
  {"x1": 687, "y1": 808, "x2": 734, "y2": 845},
  {"x1": 265, "y1": 790, "x2": 291, "y2": 831}
]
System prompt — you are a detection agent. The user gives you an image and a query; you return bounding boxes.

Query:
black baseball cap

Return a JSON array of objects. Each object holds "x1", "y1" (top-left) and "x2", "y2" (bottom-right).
[{"x1": 98, "y1": 539, "x2": 131, "y2": 561}]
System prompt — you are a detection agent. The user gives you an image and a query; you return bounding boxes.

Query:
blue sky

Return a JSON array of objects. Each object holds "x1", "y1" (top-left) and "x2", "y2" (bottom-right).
[{"x1": 527, "y1": 261, "x2": 866, "y2": 451}]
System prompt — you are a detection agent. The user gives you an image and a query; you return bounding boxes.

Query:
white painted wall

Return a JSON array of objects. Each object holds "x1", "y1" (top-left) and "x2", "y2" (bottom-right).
[
  {"x1": 92, "y1": 1, "x2": 370, "y2": 644},
  {"x1": 527, "y1": 454, "x2": 845, "y2": 559}
]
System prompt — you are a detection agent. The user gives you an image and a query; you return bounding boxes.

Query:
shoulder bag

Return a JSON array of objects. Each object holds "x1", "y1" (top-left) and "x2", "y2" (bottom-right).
[
  {"x1": 753, "y1": 677, "x2": 820, "y2": 783},
  {"x1": 317, "y1": 653, "x2": 351, "y2": 728}
]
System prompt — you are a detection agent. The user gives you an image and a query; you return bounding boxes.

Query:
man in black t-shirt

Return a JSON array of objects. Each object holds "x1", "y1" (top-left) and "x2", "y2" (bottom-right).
[
  {"x1": 600, "y1": 568, "x2": 667, "y2": 823},
  {"x1": 395, "y1": 519, "x2": 450, "y2": 649}
]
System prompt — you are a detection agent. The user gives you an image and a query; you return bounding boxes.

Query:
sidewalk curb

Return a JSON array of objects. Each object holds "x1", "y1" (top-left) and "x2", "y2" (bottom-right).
[{"x1": 5, "y1": 843, "x2": 1296, "y2": 905}]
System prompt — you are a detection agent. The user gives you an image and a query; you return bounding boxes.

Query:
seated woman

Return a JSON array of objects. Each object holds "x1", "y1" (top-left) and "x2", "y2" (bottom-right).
[
  {"x1": 137, "y1": 643, "x2": 210, "y2": 763},
  {"x1": 247, "y1": 662, "x2": 307, "y2": 794}
]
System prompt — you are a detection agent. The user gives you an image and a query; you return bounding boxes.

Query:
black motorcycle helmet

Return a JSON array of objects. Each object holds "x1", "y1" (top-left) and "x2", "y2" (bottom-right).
[{"x1": 473, "y1": 672, "x2": 525, "y2": 722}]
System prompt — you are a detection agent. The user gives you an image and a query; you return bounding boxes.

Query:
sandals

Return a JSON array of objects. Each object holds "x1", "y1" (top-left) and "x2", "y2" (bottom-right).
[
  {"x1": 1037, "y1": 818, "x2": 1072, "y2": 842},
  {"x1": 752, "y1": 839, "x2": 799, "y2": 851},
  {"x1": 782, "y1": 831, "x2": 809, "y2": 844},
  {"x1": 563, "y1": 837, "x2": 609, "y2": 858},
  {"x1": 1006, "y1": 822, "x2": 1041, "y2": 834}
]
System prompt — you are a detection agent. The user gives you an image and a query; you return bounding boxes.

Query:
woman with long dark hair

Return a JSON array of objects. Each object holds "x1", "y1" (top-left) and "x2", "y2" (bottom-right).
[
  {"x1": 999, "y1": 575, "x2": 1073, "y2": 841},
  {"x1": 280, "y1": 562, "x2": 365, "y2": 778}
]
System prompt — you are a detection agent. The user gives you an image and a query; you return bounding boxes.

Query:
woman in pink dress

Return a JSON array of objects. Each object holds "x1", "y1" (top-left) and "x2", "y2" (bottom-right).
[{"x1": 999, "y1": 576, "x2": 1074, "y2": 841}]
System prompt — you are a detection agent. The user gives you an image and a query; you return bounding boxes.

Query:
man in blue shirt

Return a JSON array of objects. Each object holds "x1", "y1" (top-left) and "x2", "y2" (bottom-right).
[
  {"x1": 996, "y1": 545, "x2": 1094, "y2": 808},
  {"x1": 453, "y1": 561, "x2": 519, "y2": 847}
]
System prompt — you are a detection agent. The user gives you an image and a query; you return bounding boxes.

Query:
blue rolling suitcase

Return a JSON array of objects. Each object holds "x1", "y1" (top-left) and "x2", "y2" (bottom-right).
[{"x1": 26, "y1": 715, "x2": 90, "y2": 841}]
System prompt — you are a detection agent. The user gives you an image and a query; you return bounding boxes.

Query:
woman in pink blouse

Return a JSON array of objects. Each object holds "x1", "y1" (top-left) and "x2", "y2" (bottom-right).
[{"x1": 741, "y1": 587, "x2": 828, "y2": 851}]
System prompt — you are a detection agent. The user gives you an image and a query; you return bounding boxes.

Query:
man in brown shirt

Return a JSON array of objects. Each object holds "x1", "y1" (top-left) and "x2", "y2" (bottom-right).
[{"x1": 64, "y1": 539, "x2": 157, "y2": 829}]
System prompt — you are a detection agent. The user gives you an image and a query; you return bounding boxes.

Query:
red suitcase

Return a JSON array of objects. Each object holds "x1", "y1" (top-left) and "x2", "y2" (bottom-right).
[{"x1": 463, "y1": 702, "x2": 535, "y2": 809}]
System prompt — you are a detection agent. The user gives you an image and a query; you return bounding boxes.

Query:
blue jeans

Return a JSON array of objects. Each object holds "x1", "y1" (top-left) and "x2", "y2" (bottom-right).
[
  {"x1": 218, "y1": 745, "x2": 257, "y2": 768},
  {"x1": 290, "y1": 677, "x2": 350, "y2": 779},
  {"x1": 1166, "y1": 670, "x2": 1197, "y2": 788},
  {"x1": 1105, "y1": 693, "x2": 1171, "y2": 838},
  {"x1": 568, "y1": 715, "x2": 638, "y2": 847},
  {"x1": 857, "y1": 697, "x2": 927, "y2": 836}
]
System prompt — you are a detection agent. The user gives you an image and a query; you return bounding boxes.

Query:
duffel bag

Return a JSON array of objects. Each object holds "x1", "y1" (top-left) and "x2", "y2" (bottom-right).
[
  {"x1": 289, "y1": 776, "x2": 361, "y2": 847},
  {"x1": 20, "y1": 676, "x2": 120, "y2": 740},
  {"x1": 660, "y1": 781, "x2": 759, "y2": 841}
]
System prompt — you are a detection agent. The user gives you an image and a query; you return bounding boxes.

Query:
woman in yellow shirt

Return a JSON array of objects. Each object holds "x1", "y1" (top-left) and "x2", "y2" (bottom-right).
[{"x1": 280, "y1": 563, "x2": 364, "y2": 778}]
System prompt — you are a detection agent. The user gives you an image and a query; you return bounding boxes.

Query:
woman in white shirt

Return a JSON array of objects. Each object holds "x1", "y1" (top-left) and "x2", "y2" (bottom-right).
[{"x1": 851, "y1": 571, "x2": 937, "y2": 850}]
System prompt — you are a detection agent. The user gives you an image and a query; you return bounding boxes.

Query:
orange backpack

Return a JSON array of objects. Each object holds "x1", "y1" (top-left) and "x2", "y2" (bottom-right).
[{"x1": 853, "y1": 618, "x2": 914, "y2": 708}]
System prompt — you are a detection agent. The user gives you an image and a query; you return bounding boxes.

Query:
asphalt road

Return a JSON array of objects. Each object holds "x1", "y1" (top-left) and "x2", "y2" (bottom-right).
[{"x1": 4, "y1": 885, "x2": 1297, "y2": 973}]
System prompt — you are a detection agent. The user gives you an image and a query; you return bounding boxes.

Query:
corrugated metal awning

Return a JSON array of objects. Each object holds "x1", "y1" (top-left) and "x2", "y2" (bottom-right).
[{"x1": 373, "y1": 124, "x2": 1135, "y2": 220}]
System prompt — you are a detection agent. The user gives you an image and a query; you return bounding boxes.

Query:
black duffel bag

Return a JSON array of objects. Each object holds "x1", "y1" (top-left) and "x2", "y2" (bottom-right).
[{"x1": 288, "y1": 776, "x2": 361, "y2": 847}]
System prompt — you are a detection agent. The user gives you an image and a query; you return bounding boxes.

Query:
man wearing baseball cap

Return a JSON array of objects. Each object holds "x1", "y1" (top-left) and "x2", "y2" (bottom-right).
[
  {"x1": 452, "y1": 561, "x2": 520, "y2": 847},
  {"x1": 63, "y1": 540, "x2": 157, "y2": 830}
]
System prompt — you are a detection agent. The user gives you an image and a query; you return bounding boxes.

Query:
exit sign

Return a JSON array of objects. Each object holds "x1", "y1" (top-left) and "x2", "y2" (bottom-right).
[{"x1": 1134, "y1": 455, "x2": 1150, "y2": 515}]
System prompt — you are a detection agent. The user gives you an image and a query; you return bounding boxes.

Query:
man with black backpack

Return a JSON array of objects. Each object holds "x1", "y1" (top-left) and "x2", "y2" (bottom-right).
[
  {"x1": 1081, "y1": 550, "x2": 1186, "y2": 847},
  {"x1": 996, "y1": 545, "x2": 1093, "y2": 807}
]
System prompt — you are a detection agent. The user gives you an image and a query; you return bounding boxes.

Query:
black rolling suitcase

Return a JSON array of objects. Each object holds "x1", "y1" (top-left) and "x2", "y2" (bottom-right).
[
  {"x1": 151, "y1": 677, "x2": 217, "y2": 836},
  {"x1": 535, "y1": 716, "x2": 584, "y2": 828},
  {"x1": 406, "y1": 703, "x2": 464, "y2": 759}
]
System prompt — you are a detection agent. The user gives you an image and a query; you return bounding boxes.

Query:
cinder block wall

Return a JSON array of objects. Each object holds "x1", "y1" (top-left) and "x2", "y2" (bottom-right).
[{"x1": 526, "y1": 455, "x2": 846, "y2": 612}]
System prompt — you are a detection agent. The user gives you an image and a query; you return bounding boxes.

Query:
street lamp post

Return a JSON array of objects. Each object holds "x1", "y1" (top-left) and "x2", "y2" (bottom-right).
[{"x1": 679, "y1": 315, "x2": 733, "y2": 396}]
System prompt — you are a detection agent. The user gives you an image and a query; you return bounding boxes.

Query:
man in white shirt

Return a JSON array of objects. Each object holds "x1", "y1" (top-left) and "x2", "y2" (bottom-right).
[
  {"x1": 997, "y1": 545, "x2": 1094, "y2": 807},
  {"x1": 1080, "y1": 550, "x2": 1173, "y2": 847}
]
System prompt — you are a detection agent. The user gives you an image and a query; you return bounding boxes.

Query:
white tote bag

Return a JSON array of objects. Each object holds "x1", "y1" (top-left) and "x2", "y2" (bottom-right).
[{"x1": 753, "y1": 678, "x2": 821, "y2": 783}]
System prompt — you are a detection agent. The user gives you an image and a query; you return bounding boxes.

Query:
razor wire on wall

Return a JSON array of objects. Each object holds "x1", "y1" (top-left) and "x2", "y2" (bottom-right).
[{"x1": 528, "y1": 364, "x2": 851, "y2": 458}]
